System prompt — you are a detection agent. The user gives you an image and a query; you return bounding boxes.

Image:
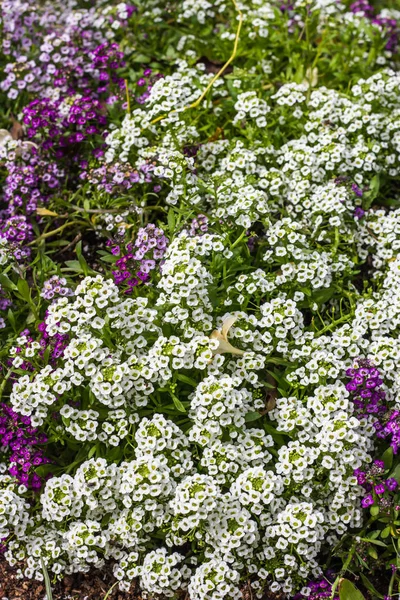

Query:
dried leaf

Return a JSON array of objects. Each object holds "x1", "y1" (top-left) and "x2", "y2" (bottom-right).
[
  {"x1": 0, "y1": 129, "x2": 11, "y2": 145},
  {"x1": 210, "y1": 315, "x2": 245, "y2": 356},
  {"x1": 36, "y1": 208, "x2": 60, "y2": 217},
  {"x1": 10, "y1": 117, "x2": 24, "y2": 140}
]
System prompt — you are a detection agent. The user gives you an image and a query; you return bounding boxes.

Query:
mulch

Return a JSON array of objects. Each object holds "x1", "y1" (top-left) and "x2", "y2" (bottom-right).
[
  {"x1": 0, "y1": 558, "x2": 289, "y2": 600},
  {"x1": 0, "y1": 557, "x2": 141, "y2": 600}
]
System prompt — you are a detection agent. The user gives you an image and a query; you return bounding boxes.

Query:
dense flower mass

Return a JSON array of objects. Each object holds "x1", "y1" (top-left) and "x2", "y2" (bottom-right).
[{"x1": 2, "y1": 0, "x2": 400, "y2": 598}]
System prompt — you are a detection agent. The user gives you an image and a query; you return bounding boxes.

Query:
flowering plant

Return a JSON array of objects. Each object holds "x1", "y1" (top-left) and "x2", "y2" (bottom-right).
[{"x1": 2, "y1": 0, "x2": 400, "y2": 598}]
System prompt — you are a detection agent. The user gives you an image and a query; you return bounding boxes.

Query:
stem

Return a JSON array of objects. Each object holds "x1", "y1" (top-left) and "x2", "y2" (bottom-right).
[
  {"x1": 125, "y1": 79, "x2": 131, "y2": 114},
  {"x1": 28, "y1": 220, "x2": 87, "y2": 245},
  {"x1": 230, "y1": 228, "x2": 247, "y2": 250},
  {"x1": 150, "y1": 0, "x2": 243, "y2": 126},
  {"x1": 71, "y1": 204, "x2": 124, "y2": 214},
  {"x1": 103, "y1": 581, "x2": 119, "y2": 600},
  {"x1": 389, "y1": 568, "x2": 397, "y2": 598},
  {"x1": 330, "y1": 543, "x2": 357, "y2": 599},
  {"x1": 316, "y1": 313, "x2": 352, "y2": 336}
]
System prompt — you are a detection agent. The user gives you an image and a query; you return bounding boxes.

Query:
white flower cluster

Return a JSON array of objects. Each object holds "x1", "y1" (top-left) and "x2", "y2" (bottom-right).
[{"x1": 5, "y1": 265, "x2": 377, "y2": 597}]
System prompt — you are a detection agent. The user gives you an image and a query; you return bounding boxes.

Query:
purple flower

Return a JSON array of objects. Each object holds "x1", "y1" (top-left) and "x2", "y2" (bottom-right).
[
  {"x1": 385, "y1": 478, "x2": 398, "y2": 491},
  {"x1": 361, "y1": 494, "x2": 375, "y2": 508}
]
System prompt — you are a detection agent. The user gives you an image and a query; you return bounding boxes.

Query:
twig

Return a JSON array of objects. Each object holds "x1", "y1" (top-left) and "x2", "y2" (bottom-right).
[
  {"x1": 150, "y1": 0, "x2": 243, "y2": 127},
  {"x1": 103, "y1": 581, "x2": 119, "y2": 600},
  {"x1": 71, "y1": 204, "x2": 124, "y2": 214},
  {"x1": 125, "y1": 79, "x2": 131, "y2": 114},
  {"x1": 28, "y1": 220, "x2": 86, "y2": 245},
  {"x1": 57, "y1": 232, "x2": 82, "y2": 255}
]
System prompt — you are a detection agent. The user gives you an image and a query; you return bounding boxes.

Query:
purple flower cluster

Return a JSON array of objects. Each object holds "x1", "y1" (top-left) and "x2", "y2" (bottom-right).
[
  {"x1": 89, "y1": 42, "x2": 125, "y2": 96},
  {"x1": 189, "y1": 214, "x2": 209, "y2": 236},
  {"x1": 375, "y1": 410, "x2": 400, "y2": 454},
  {"x1": 37, "y1": 319, "x2": 69, "y2": 363},
  {"x1": 350, "y1": 0, "x2": 399, "y2": 51},
  {"x1": 81, "y1": 161, "x2": 154, "y2": 194},
  {"x1": 346, "y1": 361, "x2": 400, "y2": 455},
  {"x1": 3, "y1": 150, "x2": 64, "y2": 215},
  {"x1": 109, "y1": 224, "x2": 168, "y2": 293},
  {"x1": 1, "y1": 0, "x2": 130, "y2": 100},
  {"x1": 0, "y1": 403, "x2": 49, "y2": 489},
  {"x1": 40, "y1": 275, "x2": 73, "y2": 302},
  {"x1": 345, "y1": 360, "x2": 387, "y2": 417},
  {"x1": 355, "y1": 460, "x2": 398, "y2": 508},
  {"x1": 0, "y1": 286, "x2": 11, "y2": 312},
  {"x1": 0, "y1": 215, "x2": 33, "y2": 262},
  {"x1": 293, "y1": 577, "x2": 338, "y2": 600},
  {"x1": 135, "y1": 68, "x2": 164, "y2": 104},
  {"x1": 23, "y1": 95, "x2": 107, "y2": 156}
]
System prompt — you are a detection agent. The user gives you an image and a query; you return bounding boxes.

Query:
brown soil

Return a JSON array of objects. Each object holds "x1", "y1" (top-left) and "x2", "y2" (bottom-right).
[
  {"x1": 0, "y1": 557, "x2": 141, "y2": 600},
  {"x1": 0, "y1": 558, "x2": 289, "y2": 600}
]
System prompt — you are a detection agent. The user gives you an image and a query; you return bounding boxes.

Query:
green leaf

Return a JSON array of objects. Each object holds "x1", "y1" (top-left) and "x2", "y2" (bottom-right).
[
  {"x1": 63, "y1": 260, "x2": 84, "y2": 273},
  {"x1": 88, "y1": 443, "x2": 99, "y2": 459},
  {"x1": 390, "y1": 462, "x2": 400, "y2": 483},
  {"x1": 176, "y1": 373, "x2": 198, "y2": 387},
  {"x1": 41, "y1": 558, "x2": 54, "y2": 600},
  {"x1": 99, "y1": 254, "x2": 118, "y2": 264},
  {"x1": 370, "y1": 505, "x2": 379, "y2": 517},
  {"x1": 245, "y1": 411, "x2": 262, "y2": 422},
  {"x1": 170, "y1": 393, "x2": 186, "y2": 413},
  {"x1": 339, "y1": 579, "x2": 365, "y2": 600},
  {"x1": 168, "y1": 207, "x2": 176, "y2": 234},
  {"x1": 7, "y1": 309, "x2": 16, "y2": 332},
  {"x1": 17, "y1": 278, "x2": 31, "y2": 301},
  {"x1": 362, "y1": 174, "x2": 380, "y2": 210},
  {"x1": 0, "y1": 274, "x2": 17, "y2": 290},
  {"x1": 382, "y1": 446, "x2": 394, "y2": 470},
  {"x1": 360, "y1": 537, "x2": 387, "y2": 547},
  {"x1": 76, "y1": 241, "x2": 89, "y2": 276},
  {"x1": 359, "y1": 574, "x2": 384, "y2": 599}
]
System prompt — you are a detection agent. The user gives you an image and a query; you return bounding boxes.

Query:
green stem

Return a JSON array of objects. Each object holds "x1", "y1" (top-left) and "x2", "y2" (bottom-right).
[
  {"x1": 230, "y1": 229, "x2": 247, "y2": 250},
  {"x1": 330, "y1": 543, "x2": 357, "y2": 599}
]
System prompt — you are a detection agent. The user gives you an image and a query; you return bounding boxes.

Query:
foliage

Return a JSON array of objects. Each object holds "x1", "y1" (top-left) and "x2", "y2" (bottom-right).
[{"x1": 1, "y1": 0, "x2": 400, "y2": 599}]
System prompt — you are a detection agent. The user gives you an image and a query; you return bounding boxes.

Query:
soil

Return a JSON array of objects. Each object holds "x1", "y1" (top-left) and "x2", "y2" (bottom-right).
[
  {"x1": 0, "y1": 557, "x2": 141, "y2": 600},
  {"x1": 0, "y1": 559, "x2": 288, "y2": 600}
]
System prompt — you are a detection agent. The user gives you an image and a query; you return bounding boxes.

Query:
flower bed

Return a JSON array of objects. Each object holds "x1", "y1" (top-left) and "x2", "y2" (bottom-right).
[{"x1": 1, "y1": 0, "x2": 400, "y2": 599}]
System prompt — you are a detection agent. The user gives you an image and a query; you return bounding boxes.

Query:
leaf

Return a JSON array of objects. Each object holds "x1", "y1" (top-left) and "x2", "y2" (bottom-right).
[
  {"x1": 167, "y1": 207, "x2": 175, "y2": 234},
  {"x1": 339, "y1": 579, "x2": 365, "y2": 600},
  {"x1": 176, "y1": 373, "x2": 198, "y2": 387},
  {"x1": 359, "y1": 573, "x2": 384, "y2": 599},
  {"x1": 36, "y1": 207, "x2": 59, "y2": 217},
  {"x1": 35, "y1": 464, "x2": 59, "y2": 478},
  {"x1": 382, "y1": 446, "x2": 394, "y2": 470},
  {"x1": 63, "y1": 260, "x2": 84, "y2": 273},
  {"x1": 75, "y1": 241, "x2": 89, "y2": 276},
  {"x1": 17, "y1": 278, "x2": 31, "y2": 301},
  {"x1": 363, "y1": 174, "x2": 380, "y2": 210},
  {"x1": 170, "y1": 393, "x2": 186, "y2": 413},
  {"x1": 41, "y1": 558, "x2": 54, "y2": 600},
  {"x1": 370, "y1": 505, "x2": 379, "y2": 517},
  {"x1": 390, "y1": 462, "x2": 400, "y2": 483},
  {"x1": 360, "y1": 536, "x2": 387, "y2": 547},
  {"x1": 10, "y1": 117, "x2": 24, "y2": 140},
  {"x1": 103, "y1": 582, "x2": 119, "y2": 600},
  {"x1": 0, "y1": 274, "x2": 17, "y2": 290},
  {"x1": 88, "y1": 444, "x2": 99, "y2": 459},
  {"x1": 245, "y1": 411, "x2": 262, "y2": 422}
]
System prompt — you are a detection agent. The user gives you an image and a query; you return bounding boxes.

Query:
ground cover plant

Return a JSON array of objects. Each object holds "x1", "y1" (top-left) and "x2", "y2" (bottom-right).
[{"x1": 2, "y1": 0, "x2": 400, "y2": 598}]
